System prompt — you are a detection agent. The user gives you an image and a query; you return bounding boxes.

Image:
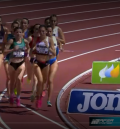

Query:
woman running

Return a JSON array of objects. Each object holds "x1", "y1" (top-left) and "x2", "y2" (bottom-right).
[
  {"x1": 50, "y1": 14, "x2": 65, "y2": 59},
  {"x1": 3, "y1": 21, "x2": 19, "y2": 97},
  {"x1": 4, "y1": 27, "x2": 29, "y2": 106},
  {"x1": 0, "y1": 16, "x2": 8, "y2": 69},
  {"x1": 44, "y1": 17, "x2": 51, "y2": 26},
  {"x1": 46, "y1": 25, "x2": 58, "y2": 106},
  {"x1": 21, "y1": 18, "x2": 31, "y2": 82},
  {"x1": 27, "y1": 24, "x2": 40, "y2": 102},
  {"x1": 31, "y1": 25, "x2": 56, "y2": 108}
]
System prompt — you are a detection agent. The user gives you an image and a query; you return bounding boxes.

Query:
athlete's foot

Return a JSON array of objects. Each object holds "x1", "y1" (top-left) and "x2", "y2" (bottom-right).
[
  {"x1": 42, "y1": 90, "x2": 46, "y2": 97},
  {"x1": 16, "y1": 98, "x2": 20, "y2": 107},
  {"x1": 31, "y1": 95, "x2": 35, "y2": 102},
  {"x1": 36, "y1": 96, "x2": 43, "y2": 108},
  {"x1": 47, "y1": 101, "x2": 52, "y2": 107}
]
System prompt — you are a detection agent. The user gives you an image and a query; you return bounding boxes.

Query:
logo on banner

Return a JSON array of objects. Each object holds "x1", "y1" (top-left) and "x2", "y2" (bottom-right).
[
  {"x1": 67, "y1": 89, "x2": 120, "y2": 115},
  {"x1": 91, "y1": 62, "x2": 120, "y2": 84},
  {"x1": 99, "y1": 64, "x2": 119, "y2": 82}
]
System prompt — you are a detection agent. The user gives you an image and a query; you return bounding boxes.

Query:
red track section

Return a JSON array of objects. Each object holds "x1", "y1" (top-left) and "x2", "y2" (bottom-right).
[{"x1": 0, "y1": 0, "x2": 120, "y2": 129}]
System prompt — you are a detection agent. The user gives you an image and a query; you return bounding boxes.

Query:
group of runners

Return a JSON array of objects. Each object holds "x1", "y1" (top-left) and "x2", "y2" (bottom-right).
[{"x1": 0, "y1": 14, "x2": 65, "y2": 108}]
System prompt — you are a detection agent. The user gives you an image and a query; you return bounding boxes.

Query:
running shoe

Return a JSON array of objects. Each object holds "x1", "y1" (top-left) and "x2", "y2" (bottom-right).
[
  {"x1": 47, "y1": 101, "x2": 52, "y2": 107},
  {"x1": 14, "y1": 88, "x2": 17, "y2": 95},
  {"x1": 16, "y1": 98, "x2": 20, "y2": 107},
  {"x1": 30, "y1": 95, "x2": 35, "y2": 102},
  {"x1": 36, "y1": 97, "x2": 42, "y2": 108}
]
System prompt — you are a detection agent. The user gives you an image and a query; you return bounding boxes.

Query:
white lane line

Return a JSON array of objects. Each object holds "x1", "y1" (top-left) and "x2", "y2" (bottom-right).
[
  {"x1": 59, "y1": 14, "x2": 120, "y2": 25},
  {"x1": 6, "y1": 5, "x2": 120, "y2": 23},
  {"x1": 66, "y1": 32, "x2": 120, "y2": 45},
  {"x1": 64, "y1": 22, "x2": 120, "y2": 34},
  {"x1": 0, "y1": 0, "x2": 70, "y2": 8},
  {"x1": 0, "y1": 43, "x2": 119, "y2": 129},
  {"x1": 58, "y1": 44, "x2": 120, "y2": 63},
  {"x1": 20, "y1": 104, "x2": 68, "y2": 129},
  {"x1": 0, "y1": 0, "x2": 119, "y2": 9},
  {"x1": 0, "y1": 117, "x2": 10, "y2": 129},
  {"x1": 1, "y1": 0, "x2": 120, "y2": 16}
]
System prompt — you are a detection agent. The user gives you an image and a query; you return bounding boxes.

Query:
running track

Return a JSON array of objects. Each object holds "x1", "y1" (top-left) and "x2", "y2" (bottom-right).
[{"x1": 0, "y1": 0, "x2": 120, "y2": 129}]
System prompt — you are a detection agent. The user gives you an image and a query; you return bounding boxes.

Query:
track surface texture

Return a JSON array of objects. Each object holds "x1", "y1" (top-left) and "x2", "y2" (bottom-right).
[{"x1": 0, "y1": 0, "x2": 120, "y2": 129}]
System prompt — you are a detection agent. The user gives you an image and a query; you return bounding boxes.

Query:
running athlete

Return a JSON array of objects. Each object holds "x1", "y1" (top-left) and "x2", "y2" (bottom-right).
[
  {"x1": 44, "y1": 17, "x2": 51, "y2": 26},
  {"x1": 50, "y1": 14, "x2": 65, "y2": 59},
  {"x1": 21, "y1": 18, "x2": 29, "y2": 38},
  {"x1": 0, "y1": 16, "x2": 8, "y2": 69},
  {"x1": 3, "y1": 21, "x2": 19, "y2": 97},
  {"x1": 4, "y1": 27, "x2": 29, "y2": 106},
  {"x1": 27, "y1": 24, "x2": 40, "y2": 102},
  {"x1": 31, "y1": 25, "x2": 56, "y2": 108},
  {"x1": 21, "y1": 18, "x2": 31, "y2": 82},
  {"x1": 13, "y1": 18, "x2": 22, "y2": 27},
  {"x1": 46, "y1": 25, "x2": 58, "y2": 107}
]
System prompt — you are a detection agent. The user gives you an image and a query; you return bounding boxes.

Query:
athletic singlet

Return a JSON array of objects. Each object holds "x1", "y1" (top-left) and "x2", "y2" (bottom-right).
[
  {"x1": 52, "y1": 36, "x2": 57, "y2": 49},
  {"x1": 7, "y1": 34, "x2": 14, "y2": 41},
  {"x1": 10, "y1": 38, "x2": 25, "y2": 58},
  {"x1": 24, "y1": 29, "x2": 28, "y2": 39},
  {"x1": 53, "y1": 26, "x2": 58, "y2": 37},
  {"x1": 0, "y1": 25, "x2": 5, "y2": 44},
  {"x1": 36, "y1": 36, "x2": 52, "y2": 55},
  {"x1": 29, "y1": 36, "x2": 39, "y2": 49}
]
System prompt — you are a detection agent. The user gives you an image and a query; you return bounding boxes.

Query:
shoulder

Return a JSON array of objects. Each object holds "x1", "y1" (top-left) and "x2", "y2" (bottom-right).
[
  {"x1": 58, "y1": 27, "x2": 62, "y2": 32},
  {"x1": 8, "y1": 38, "x2": 14, "y2": 44},
  {"x1": 24, "y1": 38, "x2": 29, "y2": 43}
]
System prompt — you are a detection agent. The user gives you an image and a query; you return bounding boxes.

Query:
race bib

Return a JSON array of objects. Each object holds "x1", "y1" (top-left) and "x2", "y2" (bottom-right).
[
  {"x1": 36, "y1": 46, "x2": 49, "y2": 54},
  {"x1": 13, "y1": 51, "x2": 25, "y2": 58}
]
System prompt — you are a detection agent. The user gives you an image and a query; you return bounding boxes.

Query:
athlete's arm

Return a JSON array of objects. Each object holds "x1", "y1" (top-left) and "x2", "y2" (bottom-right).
[
  {"x1": 3, "y1": 27, "x2": 9, "y2": 44},
  {"x1": 49, "y1": 37, "x2": 56, "y2": 56},
  {"x1": 3, "y1": 39, "x2": 14, "y2": 54},
  {"x1": 57, "y1": 27, "x2": 65, "y2": 44},
  {"x1": 27, "y1": 36, "x2": 32, "y2": 44},
  {"x1": 24, "y1": 39, "x2": 30, "y2": 53}
]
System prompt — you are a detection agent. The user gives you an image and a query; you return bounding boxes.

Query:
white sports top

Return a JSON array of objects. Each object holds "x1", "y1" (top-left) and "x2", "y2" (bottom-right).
[
  {"x1": 52, "y1": 36, "x2": 57, "y2": 49},
  {"x1": 53, "y1": 26, "x2": 59, "y2": 37},
  {"x1": 36, "y1": 36, "x2": 52, "y2": 55}
]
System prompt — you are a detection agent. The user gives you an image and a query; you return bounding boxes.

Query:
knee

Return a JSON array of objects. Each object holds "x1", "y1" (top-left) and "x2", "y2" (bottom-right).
[{"x1": 48, "y1": 78, "x2": 53, "y2": 85}]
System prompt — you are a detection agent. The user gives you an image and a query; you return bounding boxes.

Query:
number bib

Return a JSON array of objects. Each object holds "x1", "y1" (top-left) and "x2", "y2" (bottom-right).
[
  {"x1": 13, "y1": 51, "x2": 25, "y2": 58},
  {"x1": 0, "y1": 36, "x2": 3, "y2": 44},
  {"x1": 36, "y1": 46, "x2": 49, "y2": 55}
]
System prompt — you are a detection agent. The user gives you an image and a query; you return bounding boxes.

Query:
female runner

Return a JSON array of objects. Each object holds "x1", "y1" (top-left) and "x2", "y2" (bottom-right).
[
  {"x1": 4, "y1": 27, "x2": 29, "y2": 106},
  {"x1": 46, "y1": 25, "x2": 58, "y2": 106},
  {"x1": 31, "y1": 25, "x2": 56, "y2": 108},
  {"x1": 21, "y1": 18, "x2": 31, "y2": 82},
  {"x1": 0, "y1": 16, "x2": 8, "y2": 69},
  {"x1": 50, "y1": 14, "x2": 65, "y2": 59},
  {"x1": 27, "y1": 24, "x2": 40, "y2": 102},
  {"x1": 4, "y1": 21, "x2": 19, "y2": 97},
  {"x1": 44, "y1": 17, "x2": 51, "y2": 26}
]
